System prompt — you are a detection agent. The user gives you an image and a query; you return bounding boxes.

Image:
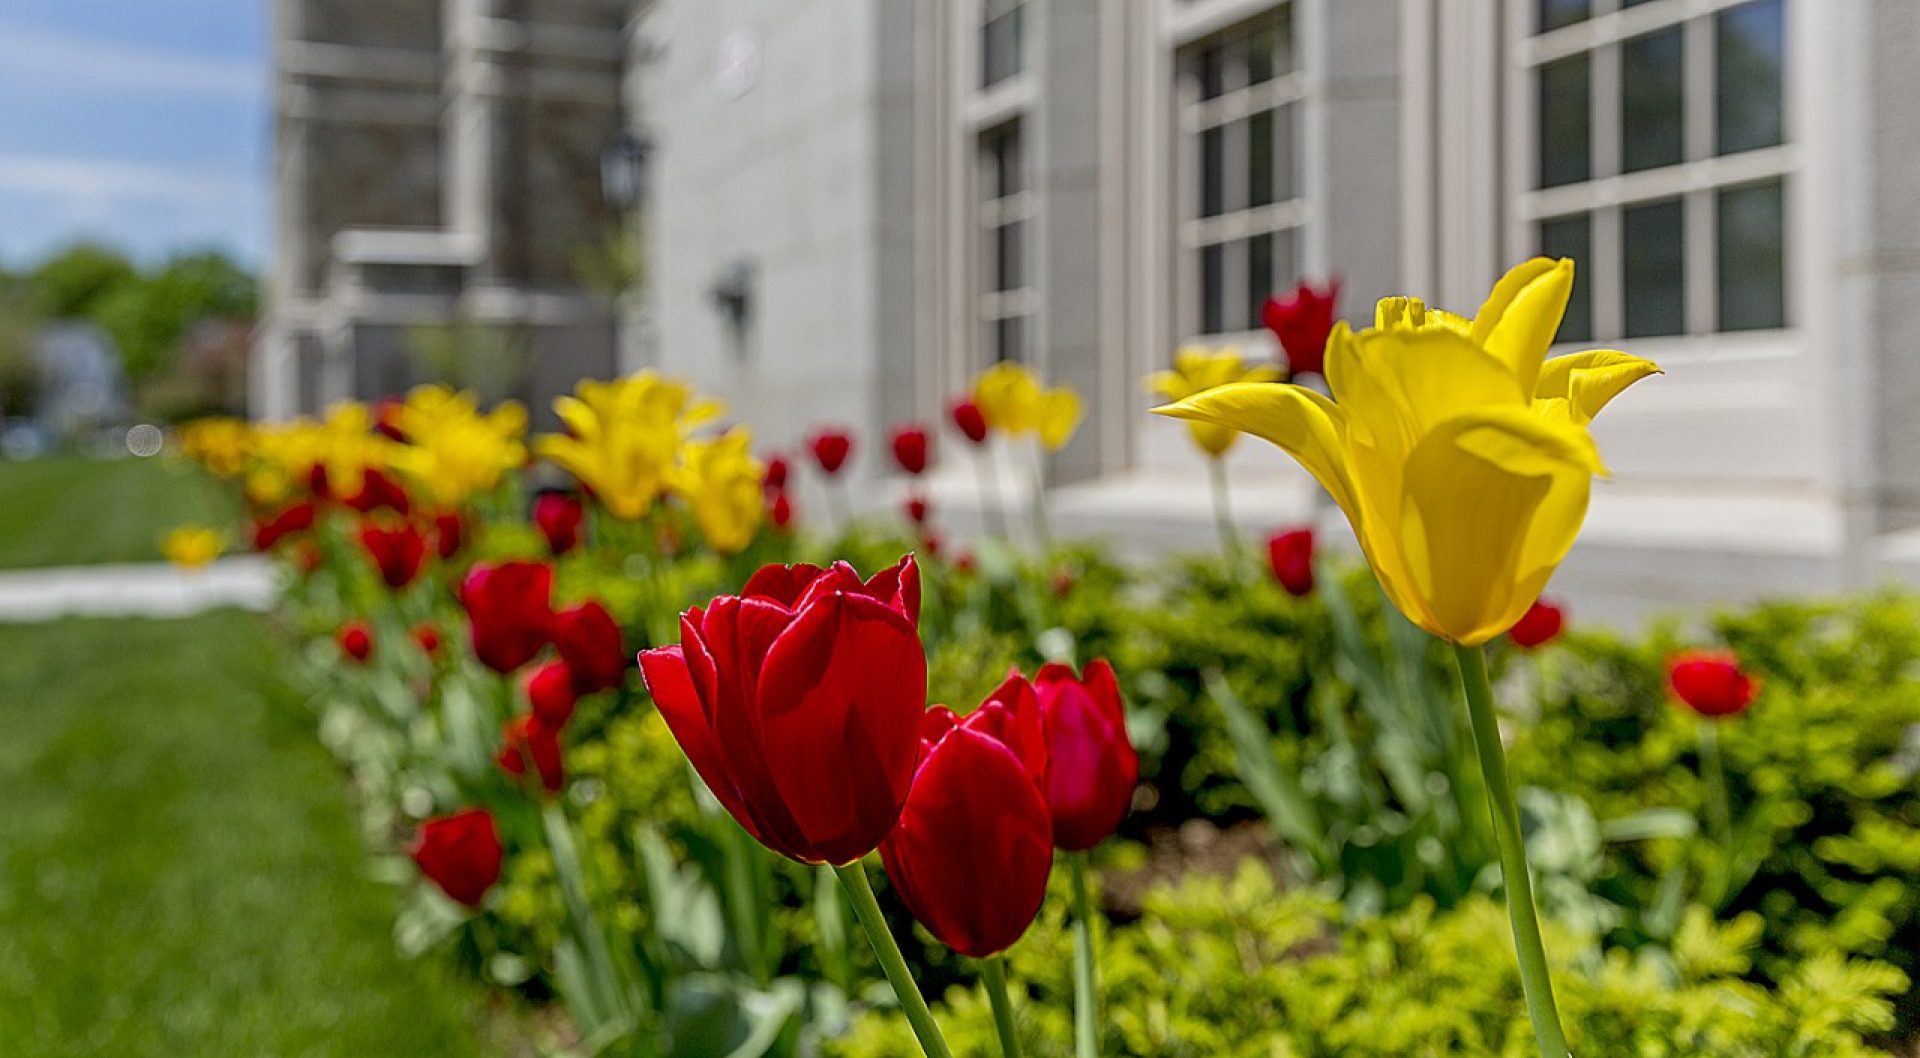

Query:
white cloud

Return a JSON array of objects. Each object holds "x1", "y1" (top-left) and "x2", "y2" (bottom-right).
[
  {"x1": 0, "y1": 155, "x2": 261, "y2": 209},
  {"x1": 0, "y1": 20, "x2": 262, "y2": 99}
]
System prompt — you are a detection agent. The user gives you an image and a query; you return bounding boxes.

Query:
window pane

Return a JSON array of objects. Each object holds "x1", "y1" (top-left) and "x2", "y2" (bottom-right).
[
  {"x1": 1718, "y1": 179, "x2": 1786, "y2": 331},
  {"x1": 992, "y1": 315, "x2": 1026, "y2": 364},
  {"x1": 1623, "y1": 199, "x2": 1686, "y2": 338},
  {"x1": 982, "y1": 6, "x2": 1024, "y2": 87},
  {"x1": 990, "y1": 221, "x2": 1024, "y2": 292},
  {"x1": 981, "y1": 123, "x2": 1023, "y2": 200},
  {"x1": 1247, "y1": 233, "x2": 1274, "y2": 329},
  {"x1": 1201, "y1": 244, "x2": 1225, "y2": 334},
  {"x1": 1717, "y1": 0, "x2": 1785, "y2": 155},
  {"x1": 1196, "y1": 42, "x2": 1226, "y2": 100},
  {"x1": 1246, "y1": 23, "x2": 1277, "y2": 86},
  {"x1": 1621, "y1": 28, "x2": 1684, "y2": 172},
  {"x1": 1539, "y1": 214, "x2": 1593, "y2": 344},
  {"x1": 1248, "y1": 111, "x2": 1274, "y2": 208},
  {"x1": 1538, "y1": 54, "x2": 1591, "y2": 188},
  {"x1": 1537, "y1": 0, "x2": 1588, "y2": 32},
  {"x1": 1201, "y1": 126, "x2": 1226, "y2": 216}
]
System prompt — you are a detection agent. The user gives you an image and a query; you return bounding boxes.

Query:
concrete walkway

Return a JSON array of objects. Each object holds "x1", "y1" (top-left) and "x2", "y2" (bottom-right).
[{"x1": 0, "y1": 555, "x2": 277, "y2": 622}]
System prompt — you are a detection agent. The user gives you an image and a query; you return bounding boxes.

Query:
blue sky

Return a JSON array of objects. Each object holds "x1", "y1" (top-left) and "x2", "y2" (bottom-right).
[{"x1": 0, "y1": 0, "x2": 269, "y2": 268}]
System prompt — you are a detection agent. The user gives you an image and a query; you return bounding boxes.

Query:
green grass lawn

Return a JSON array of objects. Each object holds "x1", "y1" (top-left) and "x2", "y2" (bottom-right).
[
  {"x1": 0, "y1": 611, "x2": 504, "y2": 1058},
  {"x1": 0, "y1": 455, "x2": 238, "y2": 570}
]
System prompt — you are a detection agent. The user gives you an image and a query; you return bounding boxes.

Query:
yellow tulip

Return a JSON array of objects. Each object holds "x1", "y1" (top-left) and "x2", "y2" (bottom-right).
[
  {"x1": 535, "y1": 372, "x2": 724, "y2": 521},
  {"x1": 178, "y1": 417, "x2": 252, "y2": 478},
  {"x1": 1155, "y1": 258, "x2": 1659, "y2": 645},
  {"x1": 972, "y1": 362, "x2": 1084, "y2": 451},
  {"x1": 162, "y1": 525, "x2": 224, "y2": 569},
  {"x1": 669, "y1": 427, "x2": 765, "y2": 555},
  {"x1": 1146, "y1": 346, "x2": 1285, "y2": 458},
  {"x1": 388, "y1": 384, "x2": 528, "y2": 508}
]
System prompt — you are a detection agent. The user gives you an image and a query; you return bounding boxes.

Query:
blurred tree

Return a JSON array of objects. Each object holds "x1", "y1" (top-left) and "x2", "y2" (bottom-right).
[
  {"x1": 90, "y1": 251, "x2": 258, "y2": 381},
  {"x1": 27, "y1": 243, "x2": 137, "y2": 320}
]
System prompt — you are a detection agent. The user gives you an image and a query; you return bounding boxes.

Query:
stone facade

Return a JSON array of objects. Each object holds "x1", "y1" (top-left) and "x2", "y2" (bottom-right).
[{"x1": 255, "y1": 0, "x2": 628, "y2": 422}]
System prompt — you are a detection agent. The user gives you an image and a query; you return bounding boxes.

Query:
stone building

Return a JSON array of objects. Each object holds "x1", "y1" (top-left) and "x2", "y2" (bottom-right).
[
  {"x1": 264, "y1": 0, "x2": 1920, "y2": 617},
  {"x1": 254, "y1": 0, "x2": 629, "y2": 422}
]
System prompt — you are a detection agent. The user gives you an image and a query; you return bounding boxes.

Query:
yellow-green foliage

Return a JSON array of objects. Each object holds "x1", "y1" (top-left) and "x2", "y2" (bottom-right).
[{"x1": 827, "y1": 862, "x2": 1904, "y2": 1058}]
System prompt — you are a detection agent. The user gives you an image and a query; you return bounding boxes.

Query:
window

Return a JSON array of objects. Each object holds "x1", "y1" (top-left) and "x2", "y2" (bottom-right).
[
  {"x1": 978, "y1": 120, "x2": 1036, "y2": 363},
  {"x1": 982, "y1": 0, "x2": 1025, "y2": 88},
  {"x1": 1180, "y1": 7, "x2": 1302, "y2": 337},
  {"x1": 1523, "y1": 0, "x2": 1788, "y2": 339}
]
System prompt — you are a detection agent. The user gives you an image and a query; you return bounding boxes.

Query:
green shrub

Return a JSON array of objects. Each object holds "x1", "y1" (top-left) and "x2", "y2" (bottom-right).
[{"x1": 826, "y1": 861, "x2": 1905, "y2": 1058}]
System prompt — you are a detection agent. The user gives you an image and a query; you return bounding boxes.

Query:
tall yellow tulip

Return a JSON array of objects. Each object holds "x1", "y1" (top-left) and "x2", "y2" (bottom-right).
[
  {"x1": 972, "y1": 362, "x2": 1083, "y2": 451},
  {"x1": 388, "y1": 384, "x2": 528, "y2": 509},
  {"x1": 669, "y1": 428, "x2": 765, "y2": 555},
  {"x1": 1155, "y1": 258, "x2": 1658, "y2": 646},
  {"x1": 162, "y1": 525, "x2": 224, "y2": 569},
  {"x1": 535, "y1": 372, "x2": 724, "y2": 521}
]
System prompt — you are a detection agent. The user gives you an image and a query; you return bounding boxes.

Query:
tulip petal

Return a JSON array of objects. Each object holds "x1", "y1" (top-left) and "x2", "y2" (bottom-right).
[
  {"x1": 756, "y1": 593, "x2": 927, "y2": 865},
  {"x1": 1399, "y1": 407, "x2": 1599, "y2": 644},
  {"x1": 741, "y1": 563, "x2": 824, "y2": 607},
  {"x1": 1153, "y1": 381, "x2": 1359, "y2": 519},
  {"x1": 1534, "y1": 350, "x2": 1663, "y2": 425},
  {"x1": 637, "y1": 645, "x2": 766, "y2": 846},
  {"x1": 1039, "y1": 388, "x2": 1083, "y2": 450},
  {"x1": 1470, "y1": 257, "x2": 1572, "y2": 394},
  {"x1": 1329, "y1": 326, "x2": 1528, "y2": 459}
]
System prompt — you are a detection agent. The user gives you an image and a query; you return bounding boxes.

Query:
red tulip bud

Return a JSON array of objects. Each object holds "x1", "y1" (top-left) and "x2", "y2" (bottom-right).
[
  {"x1": 345, "y1": 467, "x2": 411, "y2": 516},
  {"x1": 554, "y1": 600, "x2": 626, "y2": 695},
  {"x1": 339, "y1": 620, "x2": 374, "y2": 663},
  {"x1": 880, "y1": 675, "x2": 1053, "y2": 958},
  {"x1": 890, "y1": 424, "x2": 931, "y2": 476},
  {"x1": 533, "y1": 491, "x2": 584, "y2": 556},
  {"x1": 1668, "y1": 651, "x2": 1758, "y2": 719},
  {"x1": 252, "y1": 500, "x2": 316, "y2": 551},
  {"x1": 461, "y1": 561, "x2": 554, "y2": 674},
  {"x1": 413, "y1": 622, "x2": 443, "y2": 657},
  {"x1": 1509, "y1": 598, "x2": 1566, "y2": 649},
  {"x1": 525, "y1": 660, "x2": 578, "y2": 728},
  {"x1": 410, "y1": 808, "x2": 502, "y2": 907},
  {"x1": 769, "y1": 490, "x2": 794, "y2": 529},
  {"x1": 1267, "y1": 527, "x2": 1315, "y2": 597},
  {"x1": 808, "y1": 429, "x2": 854, "y2": 476},
  {"x1": 950, "y1": 398, "x2": 989, "y2": 445},
  {"x1": 433, "y1": 511, "x2": 466, "y2": 559},
  {"x1": 905, "y1": 496, "x2": 930, "y2": 526},
  {"x1": 1035, "y1": 659, "x2": 1136, "y2": 851},
  {"x1": 357, "y1": 519, "x2": 427, "y2": 590},
  {"x1": 1261, "y1": 279, "x2": 1340, "y2": 377},
  {"x1": 497, "y1": 713, "x2": 565, "y2": 793},
  {"x1": 763, "y1": 454, "x2": 791, "y2": 491},
  {"x1": 638, "y1": 555, "x2": 925, "y2": 865}
]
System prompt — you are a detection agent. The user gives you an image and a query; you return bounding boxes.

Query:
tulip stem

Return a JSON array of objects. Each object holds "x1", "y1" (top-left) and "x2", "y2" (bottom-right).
[
  {"x1": 1452, "y1": 643, "x2": 1569, "y2": 1058},
  {"x1": 1698, "y1": 719, "x2": 1732, "y2": 847},
  {"x1": 976, "y1": 448, "x2": 1010, "y2": 539},
  {"x1": 1207, "y1": 456, "x2": 1240, "y2": 560},
  {"x1": 982, "y1": 957, "x2": 1024, "y2": 1058},
  {"x1": 832, "y1": 860, "x2": 955, "y2": 1058},
  {"x1": 1067, "y1": 853, "x2": 1099, "y2": 1058},
  {"x1": 1027, "y1": 442, "x2": 1053, "y2": 553}
]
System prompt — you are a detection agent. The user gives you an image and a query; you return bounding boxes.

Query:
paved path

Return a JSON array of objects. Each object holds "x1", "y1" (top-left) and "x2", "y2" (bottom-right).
[{"x1": 0, "y1": 556, "x2": 277, "y2": 622}]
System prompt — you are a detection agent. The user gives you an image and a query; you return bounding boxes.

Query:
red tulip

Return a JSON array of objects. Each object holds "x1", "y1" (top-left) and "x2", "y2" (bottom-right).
[
  {"x1": 638, "y1": 556, "x2": 926, "y2": 865},
  {"x1": 413, "y1": 622, "x2": 443, "y2": 657},
  {"x1": 1261, "y1": 279, "x2": 1340, "y2": 377},
  {"x1": 1668, "y1": 651, "x2": 1758, "y2": 719},
  {"x1": 410, "y1": 808, "x2": 502, "y2": 907},
  {"x1": 305, "y1": 463, "x2": 331, "y2": 501},
  {"x1": 554, "y1": 600, "x2": 626, "y2": 694},
  {"x1": 345, "y1": 467, "x2": 411, "y2": 516},
  {"x1": 433, "y1": 511, "x2": 466, "y2": 559},
  {"x1": 808, "y1": 429, "x2": 854, "y2": 476},
  {"x1": 525, "y1": 660, "x2": 578, "y2": 728},
  {"x1": 533, "y1": 491, "x2": 584, "y2": 556},
  {"x1": 497, "y1": 713, "x2": 565, "y2": 793},
  {"x1": 950, "y1": 398, "x2": 989, "y2": 445},
  {"x1": 461, "y1": 561, "x2": 554, "y2": 673},
  {"x1": 769, "y1": 490, "x2": 794, "y2": 529},
  {"x1": 1035, "y1": 659, "x2": 1136, "y2": 851},
  {"x1": 373, "y1": 398, "x2": 408, "y2": 442},
  {"x1": 891, "y1": 424, "x2": 931, "y2": 476},
  {"x1": 252, "y1": 501, "x2": 316, "y2": 551},
  {"x1": 905, "y1": 496, "x2": 930, "y2": 526},
  {"x1": 339, "y1": 620, "x2": 374, "y2": 663},
  {"x1": 1267, "y1": 527, "x2": 1315, "y2": 597},
  {"x1": 1509, "y1": 598, "x2": 1566, "y2": 649},
  {"x1": 358, "y1": 520, "x2": 427, "y2": 590},
  {"x1": 880, "y1": 675, "x2": 1053, "y2": 958},
  {"x1": 763, "y1": 454, "x2": 791, "y2": 491}
]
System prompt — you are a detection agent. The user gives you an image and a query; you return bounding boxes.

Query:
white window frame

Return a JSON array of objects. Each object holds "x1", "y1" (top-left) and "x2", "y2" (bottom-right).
[
  {"x1": 1172, "y1": 2, "x2": 1308, "y2": 347},
  {"x1": 958, "y1": 0, "x2": 1043, "y2": 375},
  {"x1": 1505, "y1": 0, "x2": 1796, "y2": 350}
]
